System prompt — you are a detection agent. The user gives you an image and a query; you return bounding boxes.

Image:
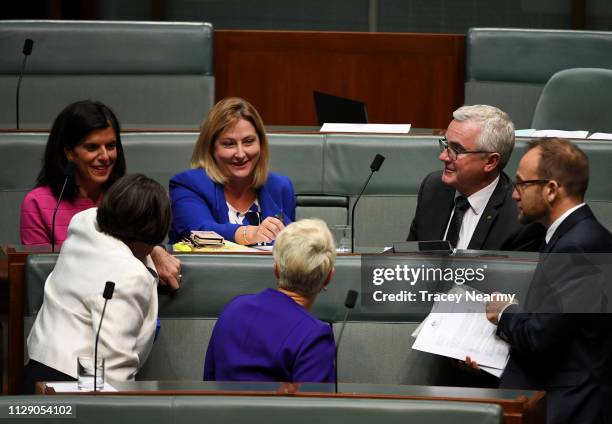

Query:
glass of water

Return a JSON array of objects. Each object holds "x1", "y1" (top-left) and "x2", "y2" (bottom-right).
[
  {"x1": 77, "y1": 356, "x2": 104, "y2": 391},
  {"x1": 330, "y1": 224, "x2": 352, "y2": 253}
]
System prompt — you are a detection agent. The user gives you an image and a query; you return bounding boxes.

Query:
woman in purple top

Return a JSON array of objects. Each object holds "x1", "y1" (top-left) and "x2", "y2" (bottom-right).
[{"x1": 204, "y1": 218, "x2": 336, "y2": 383}]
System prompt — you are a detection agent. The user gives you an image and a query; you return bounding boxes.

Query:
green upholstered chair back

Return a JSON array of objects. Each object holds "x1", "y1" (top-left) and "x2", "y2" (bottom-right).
[
  {"x1": 0, "y1": 20, "x2": 214, "y2": 129},
  {"x1": 466, "y1": 28, "x2": 612, "y2": 128},
  {"x1": 531, "y1": 68, "x2": 612, "y2": 132},
  {"x1": 22, "y1": 252, "x2": 538, "y2": 385},
  {"x1": 0, "y1": 396, "x2": 504, "y2": 424}
]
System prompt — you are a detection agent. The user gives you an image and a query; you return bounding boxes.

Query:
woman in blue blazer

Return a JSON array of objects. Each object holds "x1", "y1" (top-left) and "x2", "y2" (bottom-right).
[{"x1": 169, "y1": 97, "x2": 295, "y2": 244}]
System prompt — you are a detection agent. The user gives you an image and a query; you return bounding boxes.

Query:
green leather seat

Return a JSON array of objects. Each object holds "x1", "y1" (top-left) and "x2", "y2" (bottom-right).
[
  {"x1": 0, "y1": 20, "x2": 214, "y2": 129},
  {"x1": 531, "y1": 68, "x2": 612, "y2": 132}
]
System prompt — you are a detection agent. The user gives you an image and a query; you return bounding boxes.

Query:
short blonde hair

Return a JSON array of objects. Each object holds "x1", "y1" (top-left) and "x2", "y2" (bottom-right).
[
  {"x1": 273, "y1": 219, "x2": 336, "y2": 297},
  {"x1": 191, "y1": 97, "x2": 269, "y2": 188}
]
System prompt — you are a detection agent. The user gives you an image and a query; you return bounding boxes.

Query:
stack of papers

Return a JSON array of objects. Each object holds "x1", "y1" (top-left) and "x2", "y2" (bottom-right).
[
  {"x1": 587, "y1": 132, "x2": 612, "y2": 140},
  {"x1": 515, "y1": 129, "x2": 589, "y2": 139},
  {"x1": 411, "y1": 285, "x2": 509, "y2": 377},
  {"x1": 173, "y1": 240, "x2": 250, "y2": 253},
  {"x1": 514, "y1": 129, "x2": 612, "y2": 139},
  {"x1": 320, "y1": 123, "x2": 411, "y2": 134}
]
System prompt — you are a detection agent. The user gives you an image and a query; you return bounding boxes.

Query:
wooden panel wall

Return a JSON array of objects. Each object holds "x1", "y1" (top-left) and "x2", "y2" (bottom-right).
[{"x1": 215, "y1": 30, "x2": 466, "y2": 128}]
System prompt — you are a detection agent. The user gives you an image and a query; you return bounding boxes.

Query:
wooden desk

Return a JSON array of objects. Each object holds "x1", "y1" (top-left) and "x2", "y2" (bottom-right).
[
  {"x1": 38, "y1": 380, "x2": 545, "y2": 424},
  {"x1": 2, "y1": 245, "x2": 53, "y2": 395}
]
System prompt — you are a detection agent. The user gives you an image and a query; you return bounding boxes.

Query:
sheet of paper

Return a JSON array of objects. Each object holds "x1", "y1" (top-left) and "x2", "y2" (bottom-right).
[
  {"x1": 531, "y1": 130, "x2": 588, "y2": 139},
  {"x1": 250, "y1": 244, "x2": 274, "y2": 252},
  {"x1": 481, "y1": 365, "x2": 504, "y2": 378},
  {"x1": 588, "y1": 132, "x2": 612, "y2": 140},
  {"x1": 411, "y1": 286, "x2": 509, "y2": 371},
  {"x1": 47, "y1": 382, "x2": 118, "y2": 392},
  {"x1": 514, "y1": 129, "x2": 536, "y2": 137},
  {"x1": 320, "y1": 123, "x2": 411, "y2": 134}
]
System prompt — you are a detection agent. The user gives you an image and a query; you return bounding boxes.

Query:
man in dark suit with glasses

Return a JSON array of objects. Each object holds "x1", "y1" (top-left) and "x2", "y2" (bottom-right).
[
  {"x1": 407, "y1": 104, "x2": 543, "y2": 251},
  {"x1": 486, "y1": 138, "x2": 612, "y2": 423}
]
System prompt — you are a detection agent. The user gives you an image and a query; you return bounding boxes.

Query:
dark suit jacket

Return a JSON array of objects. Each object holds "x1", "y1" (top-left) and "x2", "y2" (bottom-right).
[
  {"x1": 498, "y1": 205, "x2": 612, "y2": 424},
  {"x1": 407, "y1": 171, "x2": 544, "y2": 251}
]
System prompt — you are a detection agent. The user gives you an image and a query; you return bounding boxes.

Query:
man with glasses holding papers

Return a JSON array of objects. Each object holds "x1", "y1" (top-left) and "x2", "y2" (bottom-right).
[
  {"x1": 485, "y1": 138, "x2": 612, "y2": 424},
  {"x1": 407, "y1": 105, "x2": 543, "y2": 251}
]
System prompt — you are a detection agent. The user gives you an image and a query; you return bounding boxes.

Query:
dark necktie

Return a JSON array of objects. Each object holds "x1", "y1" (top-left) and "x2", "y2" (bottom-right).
[{"x1": 445, "y1": 196, "x2": 470, "y2": 248}]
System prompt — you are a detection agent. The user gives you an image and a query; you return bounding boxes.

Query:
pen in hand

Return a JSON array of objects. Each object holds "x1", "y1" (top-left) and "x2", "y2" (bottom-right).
[{"x1": 274, "y1": 210, "x2": 284, "y2": 222}]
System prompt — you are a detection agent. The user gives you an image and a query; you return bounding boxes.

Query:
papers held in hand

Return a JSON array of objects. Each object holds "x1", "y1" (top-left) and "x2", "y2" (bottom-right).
[{"x1": 188, "y1": 231, "x2": 224, "y2": 247}]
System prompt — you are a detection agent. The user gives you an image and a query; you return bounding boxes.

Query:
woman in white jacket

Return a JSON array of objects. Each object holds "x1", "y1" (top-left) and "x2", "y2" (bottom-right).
[{"x1": 23, "y1": 173, "x2": 171, "y2": 393}]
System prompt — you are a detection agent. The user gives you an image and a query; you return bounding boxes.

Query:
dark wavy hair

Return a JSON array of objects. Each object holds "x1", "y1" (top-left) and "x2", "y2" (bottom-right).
[
  {"x1": 36, "y1": 100, "x2": 126, "y2": 199},
  {"x1": 97, "y1": 174, "x2": 171, "y2": 246}
]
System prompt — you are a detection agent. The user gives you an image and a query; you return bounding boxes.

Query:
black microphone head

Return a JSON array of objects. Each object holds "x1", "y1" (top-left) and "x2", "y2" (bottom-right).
[
  {"x1": 23, "y1": 39, "x2": 34, "y2": 55},
  {"x1": 63, "y1": 161, "x2": 75, "y2": 177},
  {"x1": 370, "y1": 154, "x2": 385, "y2": 172},
  {"x1": 344, "y1": 290, "x2": 358, "y2": 309},
  {"x1": 103, "y1": 281, "x2": 115, "y2": 300}
]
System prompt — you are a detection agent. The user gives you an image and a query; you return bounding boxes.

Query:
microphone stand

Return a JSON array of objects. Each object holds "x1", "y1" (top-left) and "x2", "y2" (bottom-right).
[
  {"x1": 350, "y1": 154, "x2": 385, "y2": 253},
  {"x1": 51, "y1": 166, "x2": 73, "y2": 253},
  {"x1": 94, "y1": 281, "x2": 115, "y2": 392},
  {"x1": 16, "y1": 39, "x2": 33, "y2": 129},
  {"x1": 350, "y1": 171, "x2": 375, "y2": 253},
  {"x1": 335, "y1": 290, "x2": 358, "y2": 393}
]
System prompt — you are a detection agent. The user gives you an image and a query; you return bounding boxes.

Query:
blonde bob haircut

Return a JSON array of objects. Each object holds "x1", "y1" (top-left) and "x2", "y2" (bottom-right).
[
  {"x1": 191, "y1": 97, "x2": 270, "y2": 188},
  {"x1": 273, "y1": 219, "x2": 336, "y2": 298}
]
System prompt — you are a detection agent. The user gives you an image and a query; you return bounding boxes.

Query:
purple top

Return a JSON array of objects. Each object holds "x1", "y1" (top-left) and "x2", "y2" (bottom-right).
[
  {"x1": 20, "y1": 186, "x2": 99, "y2": 246},
  {"x1": 204, "y1": 288, "x2": 336, "y2": 383}
]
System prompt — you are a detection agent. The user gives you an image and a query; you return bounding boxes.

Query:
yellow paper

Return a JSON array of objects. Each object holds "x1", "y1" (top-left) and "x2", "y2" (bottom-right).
[{"x1": 173, "y1": 241, "x2": 251, "y2": 252}]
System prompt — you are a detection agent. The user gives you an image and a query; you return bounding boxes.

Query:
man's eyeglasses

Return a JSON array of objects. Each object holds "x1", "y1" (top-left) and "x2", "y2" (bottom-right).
[
  {"x1": 512, "y1": 179, "x2": 551, "y2": 193},
  {"x1": 438, "y1": 137, "x2": 494, "y2": 161}
]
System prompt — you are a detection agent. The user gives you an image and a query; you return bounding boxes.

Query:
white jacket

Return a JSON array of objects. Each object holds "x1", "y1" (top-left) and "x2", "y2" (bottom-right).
[{"x1": 27, "y1": 208, "x2": 158, "y2": 381}]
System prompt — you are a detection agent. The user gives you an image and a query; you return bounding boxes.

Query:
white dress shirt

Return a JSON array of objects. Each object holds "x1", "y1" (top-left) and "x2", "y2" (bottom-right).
[{"x1": 443, "y1": 176, "x2": 500, "y2": 250}]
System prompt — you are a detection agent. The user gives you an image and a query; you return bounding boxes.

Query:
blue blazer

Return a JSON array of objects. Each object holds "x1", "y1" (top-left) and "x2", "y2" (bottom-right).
[
  {"x1": 169, "y1": 169, "x2": 296, "y2": 243},
  {"x1": 204, "y1": 288, "x2": 336, "y2": 383}
]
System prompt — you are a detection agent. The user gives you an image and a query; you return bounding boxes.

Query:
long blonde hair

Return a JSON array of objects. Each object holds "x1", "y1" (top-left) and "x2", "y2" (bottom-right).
[{"x1": 191, "y1": 97, "x2": 269, "y2": 188}]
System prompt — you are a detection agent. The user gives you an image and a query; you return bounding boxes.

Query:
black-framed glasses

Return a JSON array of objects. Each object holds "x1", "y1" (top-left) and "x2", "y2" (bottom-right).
[
  {"x1": 438, "y1": 137, "x2": 494, "y2": 161},
  {"x1": 512, "y1": 179, "x2": 551, "y2": 193}
]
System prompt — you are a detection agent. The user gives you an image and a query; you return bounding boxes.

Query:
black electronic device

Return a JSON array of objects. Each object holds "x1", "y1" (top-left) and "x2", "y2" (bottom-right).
[
  {"x1": 314, "y1": 91, "x2": 368, "y2": 127},
  {"x1": 392, "y1": 240, "x2": 453, "y2": 254}
]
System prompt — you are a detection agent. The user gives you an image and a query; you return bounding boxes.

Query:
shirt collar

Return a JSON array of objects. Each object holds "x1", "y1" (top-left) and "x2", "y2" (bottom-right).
[
  {"x1": 545, "y1": 203, "x2": 586, "y2": 244},
  {"x1": 456, "y1": 175, "x2": 500, "y2": 216}
]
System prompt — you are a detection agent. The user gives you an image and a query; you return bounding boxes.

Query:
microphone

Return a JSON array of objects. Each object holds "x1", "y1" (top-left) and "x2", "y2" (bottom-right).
[
  {"x1": 350, "y1": 154, "x2": 385, "y2": 252},
  {"x1": 335, "y1": 289, "x2": 358, "y2": 393},
  {"x1": 50, "y1": 162, "x2": 75, "y2": 253},
  {"x1": 16, "y1": 39, "x2": 34, "y2": 129},
  {"x1": 94, "y1": 281, "x2": 115, "y2": 392}
]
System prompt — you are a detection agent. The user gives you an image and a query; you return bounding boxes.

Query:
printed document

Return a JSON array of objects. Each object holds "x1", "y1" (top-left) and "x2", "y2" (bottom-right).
[{"x1": 412, "y1": 285, "x2": 509, "y2": 376}]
